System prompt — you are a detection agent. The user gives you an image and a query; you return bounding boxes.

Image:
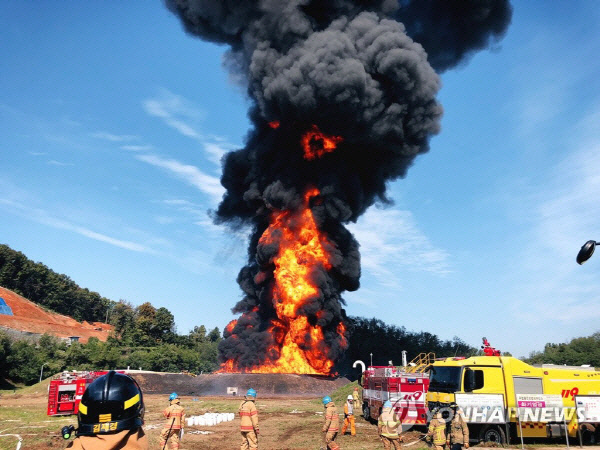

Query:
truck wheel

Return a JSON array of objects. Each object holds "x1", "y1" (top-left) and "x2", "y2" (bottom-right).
[
  {"x1": 362, "y1": 402, "x2": 371, "y2": 421},
  {"x1": 581, "y1": 428, "x2": 594, "y2": 444},
  {"x1": 479, "y1": 425, "x2": 506, "y2": 445},
  {"x1": 580, "y1": 425, "x2": 597, "y2": 444}
]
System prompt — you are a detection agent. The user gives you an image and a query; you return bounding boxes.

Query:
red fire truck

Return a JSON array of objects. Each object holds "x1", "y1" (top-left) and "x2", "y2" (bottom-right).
[
  {"x1": 359, "y1": 353, "x2": 433, "y2": 426},
  {"x1": 47, "y1": 370, "x2": 123, "y2": 416}
]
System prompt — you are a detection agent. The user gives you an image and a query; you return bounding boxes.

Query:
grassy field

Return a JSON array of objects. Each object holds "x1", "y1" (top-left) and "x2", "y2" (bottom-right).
[
  {"x1": 0, "y1": 379, "x2": 391, "y2": 450},
  {"x1": 0, "y1": 380, "x2": 596, "y2": 449}
]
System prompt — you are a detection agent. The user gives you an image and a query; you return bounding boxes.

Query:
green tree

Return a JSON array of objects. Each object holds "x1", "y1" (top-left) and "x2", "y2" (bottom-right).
[
  {"x1": 37, "y1": 334, "x2": 67, "y2": 379},
  {"x1": 0, "y1": 245, "x2": 26, "y2": 291},
  {"x1": 0, "y1": 244, "x2": 115, "y2": 322},
  {"x1": 187, "y1": 325, "x2": 207, "y2": 347},
  {"x1": 65, "y1": 341, "x2": 89, "y2": 369},
  {"x1": 79, "y1": 338, "x2": 121, "y2": 370},
  {"x1": 7, "y1": 340, "x2": 43, "y2": 384},
  {"x1": 344, "y1": 316, "x2": 476, "y2": 375},
  {"x1": 153, "y1": 307, "x2": 176, "y2": 343},
  {"x1": 0, "y1": 330, "x2": 11, "y2": 378},
  {"x1": 526, "y1": 332, "x2": 600, "y2": 366},
  {"x1": 110, "y1": 300, "x2": 136, "y2": 341},
  {"x1": 207, "y1": 327, "x2": 221, "y2": 342},
  {"x1": 197, "y1": 341, "x2": 220, "y2": 372},
  {"x1": 132, "y1": 302, "x2": 157, "y2": 346}
]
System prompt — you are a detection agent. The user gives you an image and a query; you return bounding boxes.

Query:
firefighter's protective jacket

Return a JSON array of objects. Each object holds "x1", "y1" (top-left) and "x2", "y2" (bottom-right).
[
  {"x1": 449, "y1": 411, "x2": 469, "y2": 445},
  {"x1": 352, "y1": 389, "x2": 360, "y2": 410},
  {"x1": 65, "y1": 428, "x2": 148, "y2": 450},
  {"x1": 378, "y1": 407, "x2": 401, "y2": 438},
  {"x1": 344, "y1": 401, "x2": 354, "y2": 417},
  {"x1": 162, "y1": 401, "x2": 185, "y2": 430},
  {"x1": 239, "y1": 399, "x2": 259, "y2": 432},
  {"x1": 428, "y1": 417, "x2": 446, "y2": 445},
  {"x1": 322, "y1": 402, "x2": 339, "y2": 433}
]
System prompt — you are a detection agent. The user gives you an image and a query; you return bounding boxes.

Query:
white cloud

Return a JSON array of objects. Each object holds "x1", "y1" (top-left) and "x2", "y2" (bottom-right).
[
  {"x1": 0, "y1": 199, "x2": 154, "y2": 254},
  {"x1": 142, "y1": 89, "x2": 206, "y2": 140},
  {"x1": 91, "y1": 132, "x2": 139, "y2": 142},
  {"x1": 344, "y1": 287, "x2": 378, "y2": 308},
  {"x1": 48, "y1": 160, "x2": 74, "y2": 166},
  {"x1": 60, "y1": 222, "x2": 152, "y2": 253},
  {"x1": 506, "y1": 103, "x2": 600, "y2": 326},
  {"x1": 161, "y1": 198, "x2": 206, "y2": 221},
  {"x1": 535, "y1": 133, "x2": 600, "y2": 258},
  {"x1": 155, "y1": 216, "x2": 176, "y2": 225},
  {"x1": 135, "y1": 154, "x2": 224, "y2": 205},
  {"x1": 347, "y1": 207, "x2": 451, "y2": 288},
  {"x1": 141, "y1": 90, "x2": 239, "y2": 170},
  {"x1": 203, "y1": 142, "x2": 233, "y2": 167},
  {"x1": 159, "y1": 198, "x2": 247, "y2": 239},
  {"x1": 121, "y1": 145, "x2": 153, "y2": 152}
]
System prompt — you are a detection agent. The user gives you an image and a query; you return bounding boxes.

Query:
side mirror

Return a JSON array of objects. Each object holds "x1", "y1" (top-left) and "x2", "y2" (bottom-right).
[
  {"x1": 577, "y1": 240, "x2": 598, "y2": 265},
  {"x1": 464, "y1": 368, "x2": 484, "y2": 392},
  {"x1": 464, "y1": 369, "x2": 475, "y2": 392}
]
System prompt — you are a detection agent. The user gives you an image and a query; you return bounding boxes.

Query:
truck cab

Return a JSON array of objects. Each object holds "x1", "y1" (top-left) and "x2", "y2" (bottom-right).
[{"x1": 426, "y1": 356, "x2": 600, "y2": 445}]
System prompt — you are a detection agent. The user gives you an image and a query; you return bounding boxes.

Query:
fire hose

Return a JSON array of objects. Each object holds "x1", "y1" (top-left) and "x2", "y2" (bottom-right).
[
  {"x1": 162, "y1": 418, "x2": 175, "y2": 450},
  {"x1": 0, "y1": 434, "x2": 23, "y2": 450},
  {"x1": 402, "y1": 434, "x2": 430, "y2": 448}
]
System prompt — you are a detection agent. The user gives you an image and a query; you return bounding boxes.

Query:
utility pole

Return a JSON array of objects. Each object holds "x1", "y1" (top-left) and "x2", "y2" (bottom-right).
[{"x1": 39, "y1": 363, "x2": 46, "y2": 383}]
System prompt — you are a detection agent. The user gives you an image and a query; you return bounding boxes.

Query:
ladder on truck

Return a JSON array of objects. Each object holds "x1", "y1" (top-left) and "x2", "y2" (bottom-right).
[{"x1": 404, "y1": 352, "x2": 435, "y2": 373}]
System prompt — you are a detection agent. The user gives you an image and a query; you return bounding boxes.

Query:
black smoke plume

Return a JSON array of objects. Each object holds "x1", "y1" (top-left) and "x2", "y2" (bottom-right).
[{"x1": 166, "y1": 0, "x2": 512, "y2": 373}]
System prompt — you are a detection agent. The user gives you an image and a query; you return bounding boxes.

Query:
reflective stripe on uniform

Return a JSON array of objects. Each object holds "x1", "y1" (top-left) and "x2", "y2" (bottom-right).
[
  {"x1": 432, "y1": 424, "x2": 445, "y2": 444},
  {"x1": 326, "y1": 414, "x2": 339, "y2": 430}
]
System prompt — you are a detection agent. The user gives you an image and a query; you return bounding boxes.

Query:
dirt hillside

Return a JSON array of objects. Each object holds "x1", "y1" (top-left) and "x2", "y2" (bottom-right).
[{"x1": 0, "y1": 286, "x2": 112, "y2": 343}]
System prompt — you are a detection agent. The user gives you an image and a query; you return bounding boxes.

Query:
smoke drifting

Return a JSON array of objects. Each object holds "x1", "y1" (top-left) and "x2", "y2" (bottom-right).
[{"x1": 166, "y1": 0, "x2": 512, "y2": 373}]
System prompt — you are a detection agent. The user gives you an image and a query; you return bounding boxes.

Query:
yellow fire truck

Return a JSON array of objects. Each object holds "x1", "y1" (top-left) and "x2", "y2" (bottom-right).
[{"x1": 426, "y1": 352, "x2": 600, "y2": 444}]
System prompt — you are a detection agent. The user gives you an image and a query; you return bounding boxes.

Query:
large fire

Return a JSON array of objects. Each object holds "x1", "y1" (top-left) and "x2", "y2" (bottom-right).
[
  {"x1": 219, "y1": 188, "x2": 348, "y2": 375},
  {"x1": 302, "y1": 125, "x2": 343, "y2": 160}
]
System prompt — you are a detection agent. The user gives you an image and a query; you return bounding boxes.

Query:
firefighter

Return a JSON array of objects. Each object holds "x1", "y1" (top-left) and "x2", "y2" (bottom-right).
[
  {"x1": 239, "y1": 388, "x2": 259, "y2": 450},
  {"x1": 322, "y1": 395, "x2": 340, "y2": 450},
  {"x1": 426, "y1": 409, "x2": 447, "y2": 450},
  {"x1": 159, "y1": 392, "x2": 185, "y2": 450},
  {"x1": 341, "y1": 395, "x2": 356, "y2": 436},
  {"x1": 64, "y1": 370, "x2": 147, "y2": 450},
  {"x1": 447, "y1": 404, "x2": 469, "y2": 450},
  {"x1": 378, "y1": 400, "x2": 402, "y2": 450},
  {"x1": 352, "y1": 387, "x2": 360, "y2": 413}
]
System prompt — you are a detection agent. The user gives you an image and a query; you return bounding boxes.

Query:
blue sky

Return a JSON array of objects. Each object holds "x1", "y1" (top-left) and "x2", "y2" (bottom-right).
[{"x1": 2, "y1": 1, "x2": 600, "y2": 360}]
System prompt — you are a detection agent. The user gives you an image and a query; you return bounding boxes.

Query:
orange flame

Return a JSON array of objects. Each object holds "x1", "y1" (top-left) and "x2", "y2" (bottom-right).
[
  {"x1": 262, "y1": 188, "x2": 331, "y2": 320},
  {"x1": 220, "y1": 360, "x2": 235, "y2": 372},
  {"x1": 220, "y1": 188, "x2": 347, "y2": 375},
  {"x1": 268, "y1": 121, "x2": 280, "y2": 129},
  {"x1": 225, "y1": 319, "x2": 237, "y2": 335},
  {"x1": 302, "y1": 125, "x2": 343, "y2": 160}
]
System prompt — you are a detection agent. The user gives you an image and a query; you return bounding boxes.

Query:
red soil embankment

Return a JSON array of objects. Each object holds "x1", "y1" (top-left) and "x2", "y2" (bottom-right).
[{"x1": 0, "y1": 286, "x2": 112, "y2": 343}]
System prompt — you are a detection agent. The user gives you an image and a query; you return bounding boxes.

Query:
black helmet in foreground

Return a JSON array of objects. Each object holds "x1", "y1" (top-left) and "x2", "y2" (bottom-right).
[{"x1": 77, "y1": 371, "x2": 144, "y2": 436}]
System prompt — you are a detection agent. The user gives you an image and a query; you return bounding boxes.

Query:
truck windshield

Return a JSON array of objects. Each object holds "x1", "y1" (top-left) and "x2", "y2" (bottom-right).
[{"x1": 428, "y1": 366, "x2": 462, "y2": 393}]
